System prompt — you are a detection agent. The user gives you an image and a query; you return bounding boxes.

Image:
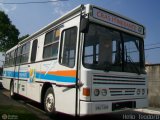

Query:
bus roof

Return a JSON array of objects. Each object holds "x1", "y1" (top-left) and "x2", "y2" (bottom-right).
[{"x1": 6, "y1": 45, "x2": 18, "y2": 54}]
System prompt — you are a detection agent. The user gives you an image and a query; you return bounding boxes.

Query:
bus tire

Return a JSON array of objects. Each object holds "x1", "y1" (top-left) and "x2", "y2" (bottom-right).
[
  {"x1": 10, "y1": 81, "x2": 15, "y2": 99},
  {"x1": 44, "y1": 87, "x2": 56, "y2": 116}
]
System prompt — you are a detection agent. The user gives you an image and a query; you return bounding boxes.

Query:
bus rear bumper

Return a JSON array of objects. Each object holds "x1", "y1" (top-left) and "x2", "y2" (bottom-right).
[{"x1": 79, "y1": 98, "x2": 148, "y2": 116}]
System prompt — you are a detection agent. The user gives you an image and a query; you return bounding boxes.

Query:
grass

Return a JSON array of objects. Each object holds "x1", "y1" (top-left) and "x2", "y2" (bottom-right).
[{"x1": 0, "y1": 105, "x2": 40, "y2": 120}]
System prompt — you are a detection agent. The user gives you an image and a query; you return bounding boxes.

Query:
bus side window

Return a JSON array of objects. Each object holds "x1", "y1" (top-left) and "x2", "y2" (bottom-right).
[
  {"x1": 4, "y1": 53, "x2": 10, "y2": 67},
  {"x1": 43, "y1": 29, "x2": 59, "y2": 59},
  {"x1": 16, "y1": 47, "x2": 22, "y2": 65},
  {"x1": 10, "y1": 50, "x2": 15, "y2": 66},
  {"x1": 21, "y1": 42, "x2": 30, "y2": 64},
  {"x1": 60, "y1": 27, "x2": 77, "y2": 68},
  {"x1": 31, "y1": 39, "x2": 38, "y2": 62}
]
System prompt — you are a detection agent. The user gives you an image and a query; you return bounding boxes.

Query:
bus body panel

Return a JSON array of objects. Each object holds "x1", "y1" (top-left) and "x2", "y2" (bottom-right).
[
  {"x1": 2, "y1": 66, "x2": 15, "y2": 90},
  {"x1": 26, "y1": 82, "x2": 41, "y2": 102},
  {"x1": 26, "y1": 62, "x2": 42, "y2": 102},
  {"x1": 18, "y1": 80, "x2": 27, "y2": 96},
  {"x1": 2, "y1": 78, "x2": 11, "y2": 90},
  {"x1": 54, "y1": 85, "x2": 76, "y2": 115}
]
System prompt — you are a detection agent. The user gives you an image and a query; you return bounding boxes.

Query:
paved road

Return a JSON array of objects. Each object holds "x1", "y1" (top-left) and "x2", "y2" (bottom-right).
[{"x1": 0, "y1": 83, "x2": 160, "y2": 120}]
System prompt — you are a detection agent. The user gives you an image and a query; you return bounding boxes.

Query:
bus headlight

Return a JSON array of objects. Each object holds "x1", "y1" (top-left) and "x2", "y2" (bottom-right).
[
  {"x1": 142, "y1": 89, "x2": 145, "y2": 95},
  {"x1": 94, "y1": 89, "x2": 100, "y2": 96},
  {"x1": 101, "y1": 89, "x2": 107, "y2": 96},
  {"x1": 137, "y1": 89, "x2": 140, "y2": 95}
]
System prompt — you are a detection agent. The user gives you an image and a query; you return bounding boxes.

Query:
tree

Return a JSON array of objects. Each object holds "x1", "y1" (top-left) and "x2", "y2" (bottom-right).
[
  {"x1": 19, "y1": 34, "x2": 29, "y2": 41},
  {"x1": 0, "y1": 11, "x2": 20, "y2": 51}
]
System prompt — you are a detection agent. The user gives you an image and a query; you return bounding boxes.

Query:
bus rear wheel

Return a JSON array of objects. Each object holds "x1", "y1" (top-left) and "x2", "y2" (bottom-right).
[
  {"x1": 44, "y1": 87, "x2": 56, "y2": 116},
  {"x1": 10, "y1": 81, "x2": 15, "y2": 98}
]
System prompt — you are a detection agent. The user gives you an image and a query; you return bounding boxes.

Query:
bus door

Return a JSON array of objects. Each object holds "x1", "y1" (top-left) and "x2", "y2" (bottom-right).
[
  {"x1": 53, "y1": 17, "x2": 80, "y2": 115},
  {"x1": 16, "y1": 42, "x2": 30, "y2": 96},
  {"x1": 26, "y1": 39, "x2": 41, "y2": 102},
  {"x1": 13, "y1": 48, "x2": 19, "y2": 94},
  {"x1": 14, "y1": 46, "x2": 23, "y2": 95}
]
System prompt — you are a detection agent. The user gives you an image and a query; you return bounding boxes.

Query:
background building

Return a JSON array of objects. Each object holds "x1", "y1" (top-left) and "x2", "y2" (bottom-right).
[{"x1": 146, "y1": 64, "x2": 160, "y2": 107}]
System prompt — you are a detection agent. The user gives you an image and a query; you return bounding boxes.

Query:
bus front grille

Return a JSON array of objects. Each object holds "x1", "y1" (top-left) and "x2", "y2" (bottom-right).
[
  {"x1": 109, "y1": 88, "x2": 135, "y2": 96},
  {"x1": 93, "y1": 74, "x2": 145, "y2": 86},
  {"x1": 92, "y1": 74, "x2": 146, "y2": 96}
]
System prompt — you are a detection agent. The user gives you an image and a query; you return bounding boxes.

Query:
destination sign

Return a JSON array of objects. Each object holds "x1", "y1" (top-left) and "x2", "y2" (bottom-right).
[{"x1": 92, "y1": 7, "x2": 144, "y2": 35}]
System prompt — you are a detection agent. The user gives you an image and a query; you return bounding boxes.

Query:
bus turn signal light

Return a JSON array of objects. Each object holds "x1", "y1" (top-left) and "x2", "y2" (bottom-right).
[{"x1": 83, "y1": 88, "x2": 90, "y2": 96}]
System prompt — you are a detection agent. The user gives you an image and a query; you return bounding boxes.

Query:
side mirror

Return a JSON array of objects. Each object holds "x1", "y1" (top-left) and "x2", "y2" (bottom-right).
[{"x1": 80, "y1": 17, "x2": 89, "y2": 33}]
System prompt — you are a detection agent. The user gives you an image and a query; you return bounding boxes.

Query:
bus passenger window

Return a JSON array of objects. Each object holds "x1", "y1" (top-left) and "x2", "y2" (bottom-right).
[
  {"x1": 43, "y1": 29, "x2": 59, "y2": 59},
  {"x1": 16, "y1": 47, "x2": 22, "y2": 65},
  {"x1": 60, "y1": 27, "x2": 77, "y2": 68},
  {"x1": 21, "y1": 42, "x2": 30, "y2": 63},
  {"x1": 9, "y1": 50, "x2": 15, "y2": 66},
  {"x1": 31, "y1": 39, "x2": 38, "y2": 62},
  {"x1": 4, "y1": 53, "x2": 10, "y2": 67}
]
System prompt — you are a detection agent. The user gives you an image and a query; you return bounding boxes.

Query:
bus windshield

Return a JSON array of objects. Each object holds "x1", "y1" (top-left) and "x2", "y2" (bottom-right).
[{"x1": 83, "y1": 23, "x2": 145, "y2": 74}]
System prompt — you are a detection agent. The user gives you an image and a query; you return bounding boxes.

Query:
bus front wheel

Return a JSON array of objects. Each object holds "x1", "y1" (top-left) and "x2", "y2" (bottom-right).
[{"x1": 44, "y1": 87, "x2": 56, "y2": 115}]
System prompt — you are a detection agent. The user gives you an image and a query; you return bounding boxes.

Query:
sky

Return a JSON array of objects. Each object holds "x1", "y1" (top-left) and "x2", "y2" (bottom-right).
[{"x1": 0, "y1": 0, "x2": 160, "y2": 64}]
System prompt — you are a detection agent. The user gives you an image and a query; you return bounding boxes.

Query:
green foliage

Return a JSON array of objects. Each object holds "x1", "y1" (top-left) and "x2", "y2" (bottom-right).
[{"x1": 0, "y1": 11, "x2": 20, "y2": 51}]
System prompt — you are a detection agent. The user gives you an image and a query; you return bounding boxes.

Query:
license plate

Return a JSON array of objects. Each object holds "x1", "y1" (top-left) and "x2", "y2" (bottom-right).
[{"x1": 95, "y1": 104, "x2": 109, "y2": 111}]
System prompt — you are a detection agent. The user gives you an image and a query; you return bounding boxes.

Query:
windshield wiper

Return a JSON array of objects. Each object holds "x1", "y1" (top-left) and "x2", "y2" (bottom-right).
[
  {"x1": 125, "y1": 46, "x2": 141, "y2": 75},
  {"x1": 126, "y1": 55, "x2": 141, "y2": 75}
]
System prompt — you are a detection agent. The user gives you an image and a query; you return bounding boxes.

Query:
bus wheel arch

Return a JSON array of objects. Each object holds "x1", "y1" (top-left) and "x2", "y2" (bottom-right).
[
  {"x1": 41, "y1": 83, "x2": 56, "y2": 115},
  {"x1": 10, "y1": 79, "x2": 15, "y2": 98}
]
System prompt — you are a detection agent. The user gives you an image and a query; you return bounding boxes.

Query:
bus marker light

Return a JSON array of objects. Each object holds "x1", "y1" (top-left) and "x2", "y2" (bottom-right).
[{"x1": 83, "y1": 88, "x2": 90, "y2": 96}]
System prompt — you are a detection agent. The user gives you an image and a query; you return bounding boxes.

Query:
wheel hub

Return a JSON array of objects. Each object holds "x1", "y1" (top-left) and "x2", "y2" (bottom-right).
[{"x1": 45, "y1": 93, "x2": 54, "y2": 112}]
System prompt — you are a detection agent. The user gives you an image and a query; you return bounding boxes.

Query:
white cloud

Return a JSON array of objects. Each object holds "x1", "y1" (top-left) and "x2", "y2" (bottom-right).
[
  {"x1": 51, "y1": 1, "x2": 70, "y2": 17},
  {"x1": 0, "y1": 0, "x2": 17, "y2": 13}
]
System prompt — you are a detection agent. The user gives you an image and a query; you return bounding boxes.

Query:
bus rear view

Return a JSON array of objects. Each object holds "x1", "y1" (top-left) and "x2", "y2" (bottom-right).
[{"x1": 79, "y1": 5, "x2": 148, "y2": 115}]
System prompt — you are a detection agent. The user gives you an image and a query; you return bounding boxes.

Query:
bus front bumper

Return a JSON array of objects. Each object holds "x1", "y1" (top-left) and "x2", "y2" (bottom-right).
[{"x1": 79, "y1": 98, "x2": 148, "y2": 116}]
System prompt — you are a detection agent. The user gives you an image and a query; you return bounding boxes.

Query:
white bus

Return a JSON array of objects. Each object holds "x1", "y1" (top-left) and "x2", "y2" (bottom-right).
[{"x1": 2, "y1": 4, "x2": 148, "y2": 116}]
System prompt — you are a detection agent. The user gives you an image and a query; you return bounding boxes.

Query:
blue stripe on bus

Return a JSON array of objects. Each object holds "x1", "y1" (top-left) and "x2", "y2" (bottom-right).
[
  {"x1": 36, "y1": 73, "x2": 76, "y2": 83},
  {"x1": 3, "y1": 71, "x2": 76, "y2": 83},
  {"x1": 4, "y1": 71, "x2": 29, "y2": 78}
]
